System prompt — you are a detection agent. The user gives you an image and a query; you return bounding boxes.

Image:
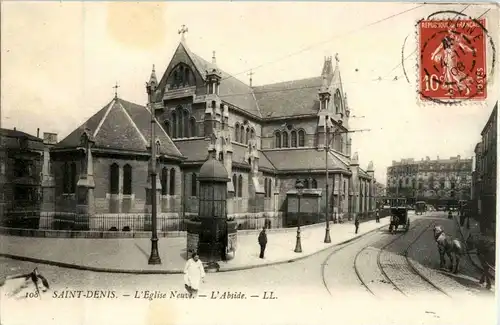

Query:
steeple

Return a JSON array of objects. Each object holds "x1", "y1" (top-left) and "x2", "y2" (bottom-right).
[
  {"x1": 206, "y1": 50, "x2": 222, "y2": 95},
  {"x1": 178, "y1": 24, "x2": 188, "y2": 43},
  {"x1": 321, "y1": 55, "x2": 334, "y2": 78},
  {"x1": 148, "y1": 65, "x2": 158, "y2": 88}
]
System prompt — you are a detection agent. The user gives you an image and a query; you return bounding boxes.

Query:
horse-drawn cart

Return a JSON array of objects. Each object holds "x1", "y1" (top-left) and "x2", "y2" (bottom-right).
[{"x1": 389, "y1": 207, "x2": 410, "y2": 233}]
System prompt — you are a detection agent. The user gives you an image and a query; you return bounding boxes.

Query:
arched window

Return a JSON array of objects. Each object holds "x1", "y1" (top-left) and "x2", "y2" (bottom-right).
[
  {"x1": 176, "y1": 107, "x2": 183, "y2": 138},
  {"x1": 291, "y1": 131, "x2": 297, "y2": 147},
  {"x1": 219, "y1": 152, "x2": 224, "y2": 161},
  {"x1": 156, "y1": 140, "x2": 161, "y2": 155},
  {"x1": 190, "y1": 118, "x2": 197, "y2": 137},
  {"x1": 191, "y1": 173, "x2": 197, "y2": 196},
  {"x1": 183, "y1": 110, "x2": 189, "y2": 138},
  {"x1": 109, "y1": 163, "x2": 119, "y2": 194},
  {"x1": 123, "y1": 164, "x2": 132, "y2": 195},
  {"x1": 246, "y1": 128, "x2": 250, "y2": 144},
  {"x1": 304, "y1": 178, "x2": 309, "y2": 189},
  {"x1": 63, "y1": 162, "x2": 69, "y2": 193},
  {"x1": 282, "y1": 132, "x2": 289, "y2": 148},
  {"x1": 161, "y1": 167, "x2": 168, "y2": 195},
  {"x1": 235, "y1": 123, "x2": 240, "y2": 143},
  {"x1": 169, "y1": 168, "x2": 176, "y2": 195},
  {"x1": 312, "y1": 179, "x2": 317, "y2": 189},
  {"x1": 232, "y1": 174, "x2": 237, "y2": 195},
  {"x1": 238, "y1": 175, "x2": 243, "y2": 197},
  {"x1": 275, "y1": 132, "x2": 281, "y2": 148},
  {"x1": 172, "y1": 112, "x2": 177, "y2": 138},
  {"x1": 298, "y1": 130, "x2": 305, "y2": 147},
  {"x1": 250, "y1": 128, "x2": 255, "y2": 140},
  {"x1": 334, "y1": 89, "x2": 342, "y2": 114},
  {"x1": 344, "y1": 180, "x2": 347, "y2": 194},
  {"x1": 164, "y1": 121, "x2": 171, "y2": 136},
  {"x1": 70, "y1": 162, "x2": 77, "y2": 193},
  {"x1": 398, "y1": 179, "x2": 403, "y2": 188},
  {"x1": 240, "y1": 125, "x2": 245, "y2": 144}
]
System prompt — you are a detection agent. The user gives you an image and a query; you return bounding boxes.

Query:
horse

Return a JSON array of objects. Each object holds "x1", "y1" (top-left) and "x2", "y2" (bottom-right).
[
  {"x1": 389, "y1": 216, "x2": 400, "y2": 234},
  {"x1": 465, "y1": 233, "x2": 495, "y2": 290},
  {"x1": 433, "y1": 225, "x2": 465, "y2": 273},
  {"x1": 0, "y1": 267, "x2": 50, "y2": 299}
]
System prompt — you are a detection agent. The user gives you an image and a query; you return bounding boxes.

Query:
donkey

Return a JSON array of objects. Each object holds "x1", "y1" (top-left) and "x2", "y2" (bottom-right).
[
  {"x1": 466, "y1": 233, "x2": 495, "y2": 290},
  {"x1": 0, "y1": 267, "x2": 50, "y2": 299},
  {"x1": 433, "y1": 225, "x2": 465, "y2": 273}
]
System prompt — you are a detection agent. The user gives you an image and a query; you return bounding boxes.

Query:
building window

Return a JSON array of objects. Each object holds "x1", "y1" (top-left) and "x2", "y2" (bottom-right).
[
  {"x1": 312, "y1": 179, "x2": 317, "y2": 189},
  {"x1": 123, "y1": 164, "x2": 132, "y2": 195},
  {"x1": 156, "y1": 141, "x2": 161, "y2": 155},
  {"x1": 235, "y1": 123, "x2": 240, "y2": 143},
  {"x1": 109, "y1": 163, "x2": 119, "y2": 195},
  {"x1": 240, "y1": 125, "x2": 245, "y2": 144},
  {"x1": 219, "y1": 152, "x2": 224, "y2": 161},
  {"x1": 291, "y1": 131, "x2": 297, "y2": 147},
  {"x1": 232, "y1": 174, "x2": 237, "y2": 195},
  {"x1": 161, "y1": 167, "x2": 168, "y2": 195},
  {"x1": 344, "y1": 180, "x2": 347, "y2": 194},
  {"x1": 191, "y1": 173, "x2": 197, "y2": 196},
  {"x1": 164, "y1": 121, "x2": 171, "y2": 136},
  {"x1": 298, "y1": 130, "x2": 305, "y2": 147},
  {"x1": 182, "y1": 110, "x2": 189, "y2": 138},
  {"x1": 238, "y1": 175, "x2": 243, "y2": 197},
  {"x1": 304, "y1": 178, "x2": 309, "y2": 189},
  {"x1": 275, "y1": 132, "x2": 281, "y2": 148},
  {"x1": 172, "y1": 112, "x2": 177, "y2": 138},
  {"x1": 246, "y1": 128, "x2": 250, "y2": 145},
  {"x1": 169, "y1": 168, "x2": 176, "y2": 195},
  {"x1": 190, "y1": 118, "x2": 197, "y2": 137},
  {"x1": 282, "y1": 132, "x2": 289, "y2": 148},
  {"x1": 250, "y1": 128, "x2": 255, "y2": 140}
]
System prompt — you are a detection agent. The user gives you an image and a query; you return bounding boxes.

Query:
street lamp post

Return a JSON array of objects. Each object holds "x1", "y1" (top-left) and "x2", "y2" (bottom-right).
[
  {"x1": 146, "y1": 81, "x2": 161, "y2": 265},
  {"x1": 324, "y1": 124, "x2": 332, "y2": 243},
  {"x1": 294, "y1": 179, "x2": 304, "y2": 253}
]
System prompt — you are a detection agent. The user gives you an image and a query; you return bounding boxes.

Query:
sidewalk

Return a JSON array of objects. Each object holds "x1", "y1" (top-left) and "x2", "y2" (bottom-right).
[
  {"x1": 0, "y1": 217, "x2": 390, "y2": 274},
  {"x1": 453, "y1": 213, "x2": 494, "y2": 276}
]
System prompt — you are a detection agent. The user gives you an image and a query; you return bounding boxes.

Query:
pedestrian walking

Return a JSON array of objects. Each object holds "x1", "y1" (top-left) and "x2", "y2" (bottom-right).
[
  {"x1": 354, "y1": 216, "x2": 360, "y2": 234},
  {"x1": 183, "y1": 252, "x2": 205, "y2": 298},
  {"x1": 258, "y1": 227, "x2": 267, "y2": 259},
  {"x1": 375, "y1": 209, "x2": 380, "y2": 223}
]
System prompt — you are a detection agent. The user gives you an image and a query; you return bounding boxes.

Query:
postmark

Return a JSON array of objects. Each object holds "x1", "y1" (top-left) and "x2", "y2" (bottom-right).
[{"x1": 416, "y1": 11, "x2": 495, "y2": 105}]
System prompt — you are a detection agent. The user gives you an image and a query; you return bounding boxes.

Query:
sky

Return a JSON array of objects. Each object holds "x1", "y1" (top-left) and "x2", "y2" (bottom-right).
[{"x1": 1, "y1": 2, "x2": 498, "y2": 184}]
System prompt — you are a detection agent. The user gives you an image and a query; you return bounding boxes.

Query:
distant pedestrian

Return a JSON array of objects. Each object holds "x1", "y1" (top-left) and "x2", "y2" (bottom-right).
[
  {"x1": 354, "y1": 216, "x2": 360, "y2": 234},
  {"x1": 184, "y1": 252, "x2": 205, "y2": 298},
  {"x1": 375, "y1": 209, "x2": 380, "y2": 223},
  {"x1": 258, "y1": 227, "x2": 267, "y2": 259}
]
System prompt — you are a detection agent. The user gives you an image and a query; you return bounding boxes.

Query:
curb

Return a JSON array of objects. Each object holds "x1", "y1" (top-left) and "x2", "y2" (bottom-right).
[{"x1": 0, "y1": 222, "x2": 388, "y2": 275}]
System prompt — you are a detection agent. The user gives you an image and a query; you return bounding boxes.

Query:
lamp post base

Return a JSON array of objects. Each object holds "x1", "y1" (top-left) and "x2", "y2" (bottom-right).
[
  {"x1": 148, "y1": 238, "x2": 162, "y2": 265},
  {"x1": 324, "y1": 227, "x2": 331, "y2": 243},
  {"x1": 294, "y1": 228, "x2": 302, "y2": 253}
]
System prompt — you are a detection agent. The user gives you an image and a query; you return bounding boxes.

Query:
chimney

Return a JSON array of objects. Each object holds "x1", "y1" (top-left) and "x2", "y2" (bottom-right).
[{"x1": 37, "y1": 128, "x2": 40, "y2": 138}]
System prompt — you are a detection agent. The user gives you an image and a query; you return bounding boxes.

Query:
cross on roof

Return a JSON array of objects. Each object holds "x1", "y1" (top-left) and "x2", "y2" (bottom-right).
[
  {"x1": 178, "y1": 24, "x2": 188, "y2": 40},
  {"x1": 113, "y1": 82, "x2": 120, "y2": 98},
  {"x1": 247, "y1": 70, "x2": 254, "y2": 87}
]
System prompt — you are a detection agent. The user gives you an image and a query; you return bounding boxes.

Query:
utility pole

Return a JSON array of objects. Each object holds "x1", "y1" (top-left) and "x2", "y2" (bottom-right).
[{"x1": 324, "y1": 119, "x2": 370, "y2": 241}]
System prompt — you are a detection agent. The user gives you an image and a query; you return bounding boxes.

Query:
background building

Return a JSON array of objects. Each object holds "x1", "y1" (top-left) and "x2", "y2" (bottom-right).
[
  {"x1": 386, "y1": 156, "x2": 472, "y2": 207},
  {"x1": 472, "y1": 101, "x2": 497, "y2": 233},
  {"x1": 0, "y1": 128, "x2": 45, "y2": 227}
]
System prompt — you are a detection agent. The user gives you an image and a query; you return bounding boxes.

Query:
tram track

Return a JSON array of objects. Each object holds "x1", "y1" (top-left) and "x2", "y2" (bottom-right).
[{"x1": 351, "y1": 220, "x2": 451, "y2": 298}]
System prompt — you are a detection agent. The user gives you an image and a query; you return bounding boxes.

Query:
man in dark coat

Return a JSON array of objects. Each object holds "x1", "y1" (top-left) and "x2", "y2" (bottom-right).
[
  {"x1": 258, "y1": 227, "x2": 267, "y2": 259},
  {"x1": 375, "y1": 209, "x2": 380, "y2": 223},
  {"x1": 354, "y1": 216, "x2": 360, "y2": 234}
]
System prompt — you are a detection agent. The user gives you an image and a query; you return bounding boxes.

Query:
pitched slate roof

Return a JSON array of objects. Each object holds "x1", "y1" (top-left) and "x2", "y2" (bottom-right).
[
  {"x1": 175, "y1": 138, "x2": 209, "y2": 162},
  {"x1": 253, "y1": 77, "x2": 322, "y2": 118},
  {"x1": 263, "y1": 148, "x2": 349, "y2": 171},
  {"x1": 55, "y1": 98, "x2": 183, "y2": 158}
]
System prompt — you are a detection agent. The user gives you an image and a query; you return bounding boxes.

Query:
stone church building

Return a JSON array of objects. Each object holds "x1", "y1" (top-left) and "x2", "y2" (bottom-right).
[{"x1": 40, "y1": 36, "x2": 377, "y2": 232}]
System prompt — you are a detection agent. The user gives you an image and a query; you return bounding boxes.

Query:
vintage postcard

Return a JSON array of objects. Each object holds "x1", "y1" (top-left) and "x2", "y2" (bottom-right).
[{"x1": 0, "y1": 1, "x2": 498, "y2": 325}]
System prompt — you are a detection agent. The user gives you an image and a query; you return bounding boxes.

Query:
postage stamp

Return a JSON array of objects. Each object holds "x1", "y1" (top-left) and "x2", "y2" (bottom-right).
[{"x1": 417, "y1": 17, "x2": 488, "y2": 103}]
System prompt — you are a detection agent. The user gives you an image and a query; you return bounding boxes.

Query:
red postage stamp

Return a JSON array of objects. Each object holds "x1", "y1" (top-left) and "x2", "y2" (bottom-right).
[{"x1": 418, "y1": 18, "x2": 487, "y2": 102}]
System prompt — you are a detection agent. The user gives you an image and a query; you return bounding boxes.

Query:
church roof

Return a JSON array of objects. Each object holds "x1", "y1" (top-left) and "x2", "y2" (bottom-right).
[
  {"x1": 253, "y1": 77, "x2": 322, "y2": 118},
  {"x1": 175, "y1": 138, "x2": 209, "y2": 162},
  {"x1": 263, "y1": 148, "x2": 349, "y2": 172},
  {"x1": 55, "y1": 98, "x2": 183, "y2": 158}
]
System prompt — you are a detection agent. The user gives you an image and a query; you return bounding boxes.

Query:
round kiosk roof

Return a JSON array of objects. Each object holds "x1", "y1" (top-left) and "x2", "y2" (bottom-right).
[{"x1": 199, "y1": 156, "x2": 229, "y2": 182}]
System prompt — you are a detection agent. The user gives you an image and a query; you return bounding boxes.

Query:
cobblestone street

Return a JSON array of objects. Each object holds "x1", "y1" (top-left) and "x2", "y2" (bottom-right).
[{"x1": 1, "y1": 213, "x2": 495, "y2": 325}]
